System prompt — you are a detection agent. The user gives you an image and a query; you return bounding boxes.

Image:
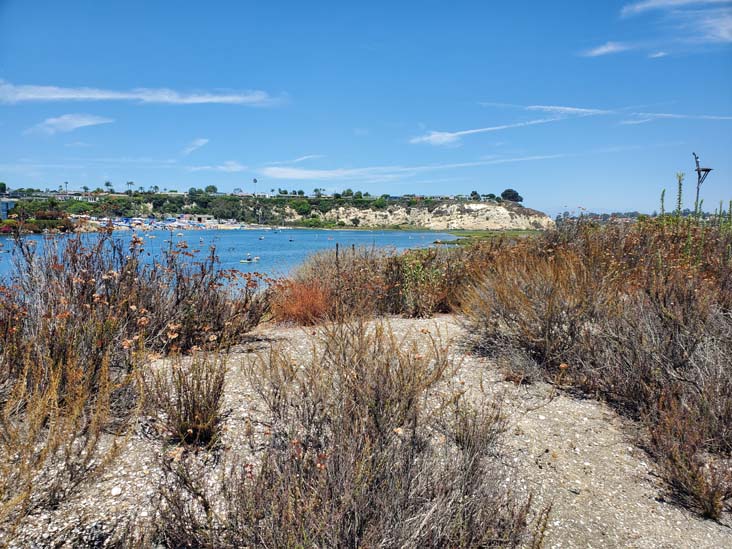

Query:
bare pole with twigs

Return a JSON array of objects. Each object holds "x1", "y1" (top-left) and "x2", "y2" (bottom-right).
[{"x1": 692, "y1": 152, "x2": 712, "y2": 219}]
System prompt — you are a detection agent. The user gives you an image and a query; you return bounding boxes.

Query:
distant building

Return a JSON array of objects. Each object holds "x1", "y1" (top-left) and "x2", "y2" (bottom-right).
[
  {"x1": 66, "y1": 193, "x2": 100, "y2": 203},
  {"x1": 180, "y1": 213, "x2": 216, "y2": 224},
  {"x1": 1, "y1": 199, "x2": 16, "y2": 220}
]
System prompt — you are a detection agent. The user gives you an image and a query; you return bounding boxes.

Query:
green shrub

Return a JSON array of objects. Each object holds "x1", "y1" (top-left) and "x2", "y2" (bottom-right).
[{"x1": 288, "y1": 198, "x2": 311, "y2": 216}]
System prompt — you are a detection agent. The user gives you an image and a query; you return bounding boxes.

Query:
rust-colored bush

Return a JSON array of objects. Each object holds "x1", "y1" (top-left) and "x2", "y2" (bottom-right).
[{"x1": 269, "y1": 279, "x2": 332, "y2": 325}]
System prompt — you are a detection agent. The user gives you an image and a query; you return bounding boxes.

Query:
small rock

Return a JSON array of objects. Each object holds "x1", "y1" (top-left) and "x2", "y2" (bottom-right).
[{"x1": 111, "y1": 486, "x2": 122, "y2": 496}]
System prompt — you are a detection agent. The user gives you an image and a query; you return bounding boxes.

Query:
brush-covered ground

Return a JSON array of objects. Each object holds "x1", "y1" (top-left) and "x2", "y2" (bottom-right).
[
  {"x1": 2, "y1": 210, "x2": 731, "y2": 547},
  {"x1": 5, "y1": 316, "x2": 731, "y2": 548}
]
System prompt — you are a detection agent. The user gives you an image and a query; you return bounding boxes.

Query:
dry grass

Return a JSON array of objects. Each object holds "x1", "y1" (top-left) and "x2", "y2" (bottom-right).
[
  {"x1": 145, "y1": 352, "x2": 227, "y2": 447},
  {"x1": 271, "y1": 241, "x2": 501, "y2": 323},
  {"x1": 269, "y1": 278, "x2": 332, "y2": 325},
  {"x1": 462, "y1": 219, "x2": 732, "y2": 519},
  {"x1": 0, "y1": 232, "x2": 268, "y2": 537},
  {"x1": 147, "y1": 320, "x2": 531, "y2": 548}
]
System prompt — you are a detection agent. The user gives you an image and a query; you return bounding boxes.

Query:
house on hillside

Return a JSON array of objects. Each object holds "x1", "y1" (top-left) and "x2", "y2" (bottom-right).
[
  {"x1": 180, "y1": 213, "x2": 216, "y2": 224},
  {"x1": 1, "y1": 199, "x2": 17, "y2": 220}
]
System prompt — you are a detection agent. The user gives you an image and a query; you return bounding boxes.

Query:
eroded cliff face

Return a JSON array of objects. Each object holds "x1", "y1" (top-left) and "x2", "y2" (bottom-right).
[{"x1": 282, "y1": 202, "x2": 554, "y2": 230}]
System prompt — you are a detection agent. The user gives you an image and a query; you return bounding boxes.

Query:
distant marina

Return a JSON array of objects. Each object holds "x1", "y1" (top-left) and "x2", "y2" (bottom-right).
[
  {"x1": 72, "y1": 214, "x2": 296, "y2": 233},
  {"x1": 0, "y1": 227, "x2": 458, "y2": 278}
]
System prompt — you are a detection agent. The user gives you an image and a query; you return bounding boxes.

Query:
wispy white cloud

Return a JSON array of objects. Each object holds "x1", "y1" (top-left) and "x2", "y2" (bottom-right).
[
  {"x1": 181, "y1": 138, "x2": 209, "y2": 156},
  {"x1": 648, "y1": 50, "x2": 669, "y2": 57},
  {"x1": 412, "y1": 104, "x2": 614, "y2": 147},
  {"x1": 265, "y1": 154, "x2": 325, "y2": 165},
  {"x1": 267, "y1": 145, "x2": 657, "y2": 184},
  {"x1": 686, "y1": 7, "x2": 732, "y2": 42},
  {"x1": 410, "y1": 118, "x2": 560, "y2": 146},
  {"x1": 488, "y1": 101, "x2": 732, "y2": 123},
  {"x1": 260, "y1": 154, "x2": 569, "y2": 181},
  {"x1": 261, "y1": 166, "x2": 369, "y2": 180},
  {"x1": 419, "y1": 102, "x2": 731, "y2": 145},
  {"x1": 619, "y1": 118, "x2": 655, "y2": 125},
  {"x1": 481, "y1": 102, "x2": 615, "y2": 115},
  {"x1": 526, "y1": 105, "x2": 613, "y2": 116},
  {"x1": 581, "y1": 41, "x2": 635, "y2": 57},
  {"x1": 622, "y1": 111, "x2": 732, "y2": 123},
  {"x1": 25, "y1": 113, "x2": 114, "y2": 135},
  {"x1": 291, "y1": 154, "x2": 324, "y2": 163},
  {"x1": 617, "y1": 1, "x2": 732, "y2": 48},
  {"x1": 0, "y1": 80, "x2": 279, "y2": 106},
  {"x1": 187, "y1": 160, "x2": 248, "y2": 173},
  {"x1": 621, "y1": 0, "x2": 730, "y2": 17}
]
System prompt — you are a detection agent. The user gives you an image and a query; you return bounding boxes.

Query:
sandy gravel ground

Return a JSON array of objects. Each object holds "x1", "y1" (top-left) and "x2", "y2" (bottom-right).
[{"x1": 5, "y1": 315, "x2": 731, "y2": 548}]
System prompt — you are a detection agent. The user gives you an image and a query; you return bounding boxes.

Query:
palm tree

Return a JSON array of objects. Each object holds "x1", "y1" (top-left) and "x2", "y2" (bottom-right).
[
  {"x1": 126, "y1": 181, "x2": 135, "y2": 195},
  {"x1": 104, "y1": 181, "x2": 113, "y2": 193}
]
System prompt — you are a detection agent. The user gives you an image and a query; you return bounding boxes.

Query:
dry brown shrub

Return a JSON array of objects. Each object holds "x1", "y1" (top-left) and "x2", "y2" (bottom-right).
[
  {"x1": 149, "y1": 320, "x2": 531, "y2": 547},
  {"x1": 462, "y1": 245, "x2": 609, "y2": 368},
  {"x1": 0, "y1": 337, "x2": 139, "y2": 538},
  {"x1": 462, "y1": 220, "x2": 732, "y2": 519},
  {"x1": 7, "y1": 233, "x2": 269, "y2": 357},
  {"x1": 649, "y1": 389, "x2": 732, "y2": 519},
  {"x1": 269, "y1": 279, "x2": 332, "y2": 325},
  {"x1": 145, "y1": 352, "x2": 227, "y2": 447},
  {"x1": 271, "y1": 241, "x2": 504, "y2": 324},
  {"x1": 0, "y1": 232, "x2": 268, "y2": 538}
]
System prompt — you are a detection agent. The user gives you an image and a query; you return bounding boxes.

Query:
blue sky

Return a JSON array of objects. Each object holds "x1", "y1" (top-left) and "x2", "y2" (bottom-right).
[{"x1": 1, "y1": 0, "x2": 730, "y2": 215}]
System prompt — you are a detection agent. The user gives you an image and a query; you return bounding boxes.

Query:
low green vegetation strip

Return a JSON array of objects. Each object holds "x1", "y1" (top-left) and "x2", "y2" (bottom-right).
[{"x1": 443, "y1": 229, "x2": 542, "y2": 245}]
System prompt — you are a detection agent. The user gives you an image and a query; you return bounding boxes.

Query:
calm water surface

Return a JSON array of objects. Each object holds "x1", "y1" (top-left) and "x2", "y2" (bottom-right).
[{"x1": 0, "y1": 228, "x2": 457, "y2": 279}]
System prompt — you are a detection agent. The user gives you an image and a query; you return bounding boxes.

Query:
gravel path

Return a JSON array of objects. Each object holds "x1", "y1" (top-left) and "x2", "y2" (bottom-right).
[{"x1": 5, "y1": 314, "x2": 731, "y2": 548}]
